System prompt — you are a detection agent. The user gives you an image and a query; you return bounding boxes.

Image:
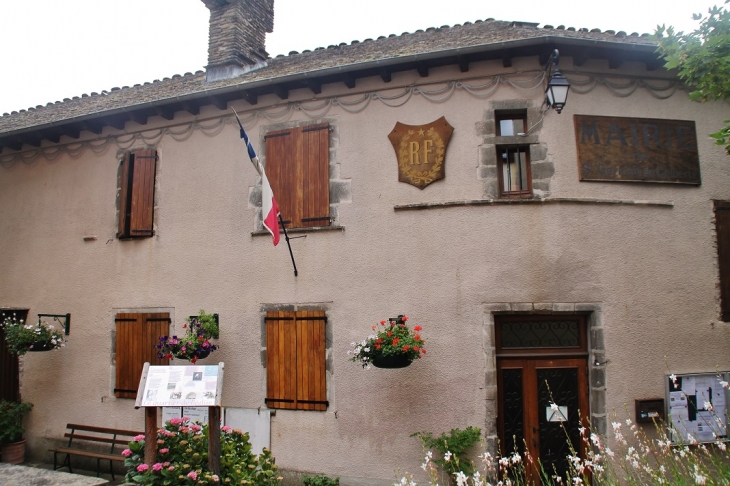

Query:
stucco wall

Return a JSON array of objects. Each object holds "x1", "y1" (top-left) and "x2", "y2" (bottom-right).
[{"x1": 1, "y1": 55, "x2": 729, "y2": 481}]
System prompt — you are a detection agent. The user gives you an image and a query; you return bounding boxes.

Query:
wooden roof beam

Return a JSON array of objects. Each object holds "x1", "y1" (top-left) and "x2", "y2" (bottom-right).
[
  {"x1": 126, "y1": 110, "x2": 150, "y2": 125},
  {"x1": 343, "y1": 74, "x2": 356, "y2": 89},
  {"x1": 307, "y1": 79, "x2": 322, "y2": 94},
  {"x1": 274, "y1": 85, "x2": 289, "y2": 100},
  {"x1": 81, "y1": 121, "x2": 104, "y2": 135},
  {"x1": 573, "y1": 48, "x2": 589, "y2": 67},
  {"x1": 59, "y1": 125, "x2": 81, "y2": 139},
  {"x1": 457, "y1": 55, "x2": 469, "y2": 73},
  {"x1": 380, "y1": 68, "x2": 392, "y2": 82},
  {"x1": 502, "y1": 51, "x2": 512, "y2": 68},
  {"x1": 208, "y1": 95, "x2": 228, "y2": 111},
  {"x1": 417, "y1": 62, "x2": 429, "y2": 77},
  {"x1": 154, "y1": 105, "x2": 176, "y2": 121},
  {"x1": 0, "y1": 138, "x2": 23, "y2": 151}
]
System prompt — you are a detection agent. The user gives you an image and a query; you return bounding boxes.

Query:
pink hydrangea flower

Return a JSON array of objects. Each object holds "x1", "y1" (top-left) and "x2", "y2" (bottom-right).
[
  {"x1": 133, "y1": 435, "x2": 145, "y2": 442},
  {"x1": 191, "y1": 424, "x2": 202, "y2": 432},
  {"x1": 221, "y1": 426, "x2": 232, "y2": 432},
  {"x1": 137, "y1": 464, "x2": 149, "y2": 472},
  {"x1": 187, "y1": 471, "x2": 198, "y2": 480},
  {"x1": 152, "y1": 463, "x2": 163, "y2": 472},
  {"x1": 121, "y1": 449, "x2": 132, "y2": 457},
  {"x1": 169, "y1": 418, "x2": 183, "y2": 426},
  {"x1": 159, "y1": 448, "x2": 169, "y2": 454}
]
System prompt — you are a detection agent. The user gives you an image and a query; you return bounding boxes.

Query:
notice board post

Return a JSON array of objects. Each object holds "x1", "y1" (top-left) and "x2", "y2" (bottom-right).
[{"x1": 136, "y1": 362, "x2": 225, "y2": 476}]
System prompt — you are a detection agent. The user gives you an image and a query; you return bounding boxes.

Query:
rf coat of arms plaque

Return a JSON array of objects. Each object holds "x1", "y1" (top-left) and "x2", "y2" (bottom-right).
[{"x1": 388, "y1": 116, "x2": 454, "y2": 189}]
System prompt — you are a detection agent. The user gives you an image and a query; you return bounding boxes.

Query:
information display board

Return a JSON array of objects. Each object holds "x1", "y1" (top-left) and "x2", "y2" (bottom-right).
[
  {"x1": 666, "y1": 372, "x2": 729, "y2": 443},
  {"x1": 136, "y1": 364, "x2": 223, "y2": 408}
]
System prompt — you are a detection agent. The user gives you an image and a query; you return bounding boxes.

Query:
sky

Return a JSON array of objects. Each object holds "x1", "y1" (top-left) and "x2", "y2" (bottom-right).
[{"x1": 0, "y1": 0, "x2": 721, "y2": 115}]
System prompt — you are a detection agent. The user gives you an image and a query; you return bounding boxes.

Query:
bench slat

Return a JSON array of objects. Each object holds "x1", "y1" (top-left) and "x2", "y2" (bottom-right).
[
  {"x1": 50, "y1": 447, "x2": 125, "y2": 462},
  {"x1": 63, "y1": 433, "x2": 132, "y2": 445},
  {"x1": 65, "y1": 424, "x2": 143, "y2": 437}
]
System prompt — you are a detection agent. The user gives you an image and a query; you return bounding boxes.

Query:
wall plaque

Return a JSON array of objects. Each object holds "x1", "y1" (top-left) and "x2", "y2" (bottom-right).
[
  {"x1": 388, "y1": 116, "x2": 453, "y2": 189},
  {"x1": 574, "y1": 115, "x2": 700, "y2": 185}
]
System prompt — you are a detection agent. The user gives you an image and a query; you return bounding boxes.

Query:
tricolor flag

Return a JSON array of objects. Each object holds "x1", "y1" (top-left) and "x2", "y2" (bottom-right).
[{"x1": 234, "y1": 113, "x2": 280, "y2": 246}]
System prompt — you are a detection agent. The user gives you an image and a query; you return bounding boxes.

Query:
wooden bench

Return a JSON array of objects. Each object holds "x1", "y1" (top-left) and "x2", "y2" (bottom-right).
[{"x1": 49, "y1": 424, "x2": 144, "y2": 480}]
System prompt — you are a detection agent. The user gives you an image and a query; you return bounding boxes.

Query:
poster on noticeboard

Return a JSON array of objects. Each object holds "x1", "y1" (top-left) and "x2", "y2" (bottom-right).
[
  {"x1": 135, "y1": 363, "x2": 224, "y2": 408},
  {"x1": 666, "y1": 372, "x2": 729, "y2": 444}
]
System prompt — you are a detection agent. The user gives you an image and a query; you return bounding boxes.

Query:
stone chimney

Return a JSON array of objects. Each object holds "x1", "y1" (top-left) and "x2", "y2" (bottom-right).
[{"x1": 202, "y1": 0, "x2": 274, "y2": 82}]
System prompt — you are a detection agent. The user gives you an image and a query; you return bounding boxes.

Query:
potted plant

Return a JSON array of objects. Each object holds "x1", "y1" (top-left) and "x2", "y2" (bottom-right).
[
  {"x1": 348, "y1": 315, "x2": 426, "y2": 369},
  {"x1": 0, "y1": 400, "x2": 33, "y2": 464},
  {"x1": 1, "y1": 315, "x2": 65, "y2": 355},
  {"x1": 156, "y1": 310, "x2": 219, "y2": 364}
]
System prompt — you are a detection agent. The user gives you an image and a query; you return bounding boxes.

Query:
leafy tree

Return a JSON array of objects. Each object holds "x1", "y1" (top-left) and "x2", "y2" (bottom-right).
[{"x1": 655, "y1": 1, "x2": 730, "y2": 154}]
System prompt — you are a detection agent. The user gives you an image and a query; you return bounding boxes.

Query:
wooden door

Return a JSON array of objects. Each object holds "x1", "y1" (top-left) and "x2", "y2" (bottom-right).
[
  {"x1": 495, "y1": 315, "x2": 589, "y2": 484},
  {"x1": 498, "y1": 358, "x2": 589, "y2": 483}
]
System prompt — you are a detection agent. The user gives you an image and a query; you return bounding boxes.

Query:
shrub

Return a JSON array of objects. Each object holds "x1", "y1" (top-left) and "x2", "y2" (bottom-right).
[
  {"x1": 302, "y1": 473, "x2": 339, "y2": 486},
  {"x1": 0, "y1": 400, "x2": 33, "y2": 444},
  {"x1": 123, "y1": 418, "x2": 281, "y2": 486},
  {"x1": 411, "y1": 426, "x2": 481, "y2": 484}
]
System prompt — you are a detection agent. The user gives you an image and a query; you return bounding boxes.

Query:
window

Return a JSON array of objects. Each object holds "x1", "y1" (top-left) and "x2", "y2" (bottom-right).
[
  {"x1": 715, "y1": 201, "x2": 730, "y2": 321},
  {"x1": 265, "y1": 310, "x2": 327, "y2": 411},
  {"x1": 265, "y1": 124, "x2": 330, "y2": 229},
  {"x1": 496, "y1": 112, "x2": 532, "y2": 199},
  {"x1": 114, "y1": 312, "x2": 170, "y2": 398},
  {"x1": 498, "y1": 146, "x2": 532, "y2": 198},
  {"x1": 497, "y1": 112, "x2": 526, "y2": 137},
  {"x1": 118, "y1": 150, "x2": 157, "y2": 239}
]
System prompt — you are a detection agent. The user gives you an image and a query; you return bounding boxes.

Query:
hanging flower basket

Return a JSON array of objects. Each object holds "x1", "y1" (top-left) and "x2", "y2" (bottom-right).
[
  {"x1": 372, "y1": 352, "x2": 412, "y2": 369},
  {"x1": 157, "y1": 310, "x2": 219, "y2": 364},
  {"x1": 349, "y1": 315, "x2": 426, "y2": 369},
  {"x1": 1, "y1": 315, "x2": 65, "y2": 356}
]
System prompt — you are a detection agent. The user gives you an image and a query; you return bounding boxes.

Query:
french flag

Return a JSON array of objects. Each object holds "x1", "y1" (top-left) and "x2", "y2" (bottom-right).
[{"x1": 237, "y1": 118, "x2": 280, "y2": 246}]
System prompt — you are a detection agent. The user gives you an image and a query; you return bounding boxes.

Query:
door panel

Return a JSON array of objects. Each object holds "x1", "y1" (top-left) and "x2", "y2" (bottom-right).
[{"x1": 498, "y1": 358, "x2": 588, "y2": 484}]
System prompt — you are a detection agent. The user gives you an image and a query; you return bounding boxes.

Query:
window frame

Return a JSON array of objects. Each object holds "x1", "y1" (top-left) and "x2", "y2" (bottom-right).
[
  {"x1": 264, "y1": 310, "x2": 328, "y2": 411},
  {"x1": 264, "y1": 123, "x2": 331, "y2": 229},
  {"x1": 495, "y1": 314, "x2": 588, "y2": 357},
  {"x1": 497, "y1": 145, "x2": 533, "y2": 199},
  {"x1": 118, "y1": 149, "x2": 157, "y2": 239},
  {"x1": 114, "y1": 312, "x2": 170, "y2": 399}
]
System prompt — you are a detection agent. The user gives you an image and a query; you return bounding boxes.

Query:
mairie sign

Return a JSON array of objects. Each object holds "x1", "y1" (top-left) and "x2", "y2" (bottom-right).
[
  {"x1": 388, "y1": 116, "x2": 454, "y2": 189},
  {"x1": 574, "y1": 115, "x2": 700, "y2": 185}
]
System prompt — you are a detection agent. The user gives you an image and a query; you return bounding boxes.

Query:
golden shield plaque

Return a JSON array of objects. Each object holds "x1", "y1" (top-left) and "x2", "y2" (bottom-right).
[{"x1": 388, "y1": 116, "x2": 454, "y2": 189}]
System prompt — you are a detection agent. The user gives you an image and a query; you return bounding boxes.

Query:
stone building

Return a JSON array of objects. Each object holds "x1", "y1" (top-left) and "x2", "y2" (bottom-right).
[{"x1": 0, "y1": 0, "x2": 728, "y2": 482}]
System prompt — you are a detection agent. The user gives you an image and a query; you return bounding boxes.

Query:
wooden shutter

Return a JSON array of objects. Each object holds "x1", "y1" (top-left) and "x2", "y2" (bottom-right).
[
  {"x1": 265, "y1": 124, "x2": 329, "y2": 229},
  {"x1": 296, "y1": 310, "x2": 327, "y2": 411},
  {"x1": 265, "y1": 311, "x2": 297, "y2": 409},
  {"x1": 716, "y1": 201, "x2": 730, "y2": 321},
  {"x1": 0, "y1": 310, "x2": 24, "y2": 403},
  {"x1": 265, "y1": 310, "x2": 327, "y2": 410},
  {"x1": 115, "y1": 312, "x2": 170, "y2": 399},
  {"x1": 301, "y1": 124, "x2": 330, "y2": 228},
  {"x1": 118, "y1": 150, "x2": 156, "y2": 238}
]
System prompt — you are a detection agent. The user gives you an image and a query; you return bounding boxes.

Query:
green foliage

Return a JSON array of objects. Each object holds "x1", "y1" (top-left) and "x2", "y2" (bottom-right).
[
  {"x1": 0, "y1": 400, "x2": 33, "y2": 444},
  {"x1": 411, "y1": 426, "x2": 481, "y2": 482},
  {"x1": 156, "y1": 310, "x2": 219, "y2": 364},
  {"x1": 302, "y1": 473, "x2": 340, "y2": 486},
  {"x1": 189, "y1": 310, "x2": 219, "y2": 340},
  {"x1": 655, "y1": 1, "x2": 730, "y2": 154},
  {"x1": 1, "y1": 315, "x2": 65, "y2": 355},
  {"x1": 124, "y1": 418, "x2": 281, "y2": 486}
]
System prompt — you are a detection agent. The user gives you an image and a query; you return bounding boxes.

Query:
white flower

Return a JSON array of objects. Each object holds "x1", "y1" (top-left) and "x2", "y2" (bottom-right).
[
  {"x1": 719, "y1": 441, "x2": 727, "y2": 451},
  {"x1": 670, "y1": 373, "x2": 677, "y2": 383},
  {"x1": 550, "y1": 402, "x2": 559, "y2": 411},
  {"x1": 444, "y1": 451, "x2": 452, "y2": 462},
  {"x1": 611, "y1": 421, "x2": 621, "y2": 432},
  {"x1": 721, "y1": 381, "x2": 729, "y2": 389},
  {"x1": 363, "y1": 347, "x2": 370, "y2": 353},
  {"x1": 454, "y1": 471, "x2": 468, "y2": 486}
]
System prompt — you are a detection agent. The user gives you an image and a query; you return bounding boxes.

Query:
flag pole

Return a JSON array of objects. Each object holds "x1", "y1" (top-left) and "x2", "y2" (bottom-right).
[
  {"x1": 278, "y1": 214, "x2": 298, "y2": 277},
  {"x1": 231, "y1": 108, "x2": 298, "y2": 277}
]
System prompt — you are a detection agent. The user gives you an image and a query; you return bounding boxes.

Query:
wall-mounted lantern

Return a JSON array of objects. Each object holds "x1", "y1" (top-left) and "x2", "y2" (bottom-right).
[{"x1": 545, "y1": 49, "x2": 570, "y2": 114}]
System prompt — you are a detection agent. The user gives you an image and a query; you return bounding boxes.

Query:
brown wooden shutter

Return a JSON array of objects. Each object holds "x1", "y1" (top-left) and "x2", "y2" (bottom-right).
[
  {"x1": 301, "y1": 124, "x2": 330, "y2": 228},
  {"x1": 265, "y1": 311, "x2": 297, "y2": 409},
  {"x1": 265, "y1": 310, "x2": 327, "y2": 411},
  {"x1": 295, "y1": 310, "x2": 327, "y2": 411},
  {"x1": 266, "y1": 130, "x2": 296, "y2": 228},
  {"x1": 115, "y1": 312, "x2": 170, "y2": 399},
  {"x1": 715, "y1": 201, "x2": 730, "y2": 321},
  {"x1": 265, "y1": 125, "x2": 329, "y2": 229},
  {"x1": 118, "y1": 152, "x2": 132, "y2": 237},
  {"x1": 129, "y1": 150, "x2": 157, "y2": 236}
]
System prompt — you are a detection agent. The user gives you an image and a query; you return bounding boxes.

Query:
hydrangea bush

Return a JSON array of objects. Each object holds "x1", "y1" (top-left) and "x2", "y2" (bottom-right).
[{"x1": 123, "y1": 418, "x2": 281, "y2": 486}]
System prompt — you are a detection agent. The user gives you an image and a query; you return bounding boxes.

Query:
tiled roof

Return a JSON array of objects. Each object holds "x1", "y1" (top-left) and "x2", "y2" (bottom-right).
[{"x1": 0, "y1": 19, "x2": 657, "y2": 136}]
